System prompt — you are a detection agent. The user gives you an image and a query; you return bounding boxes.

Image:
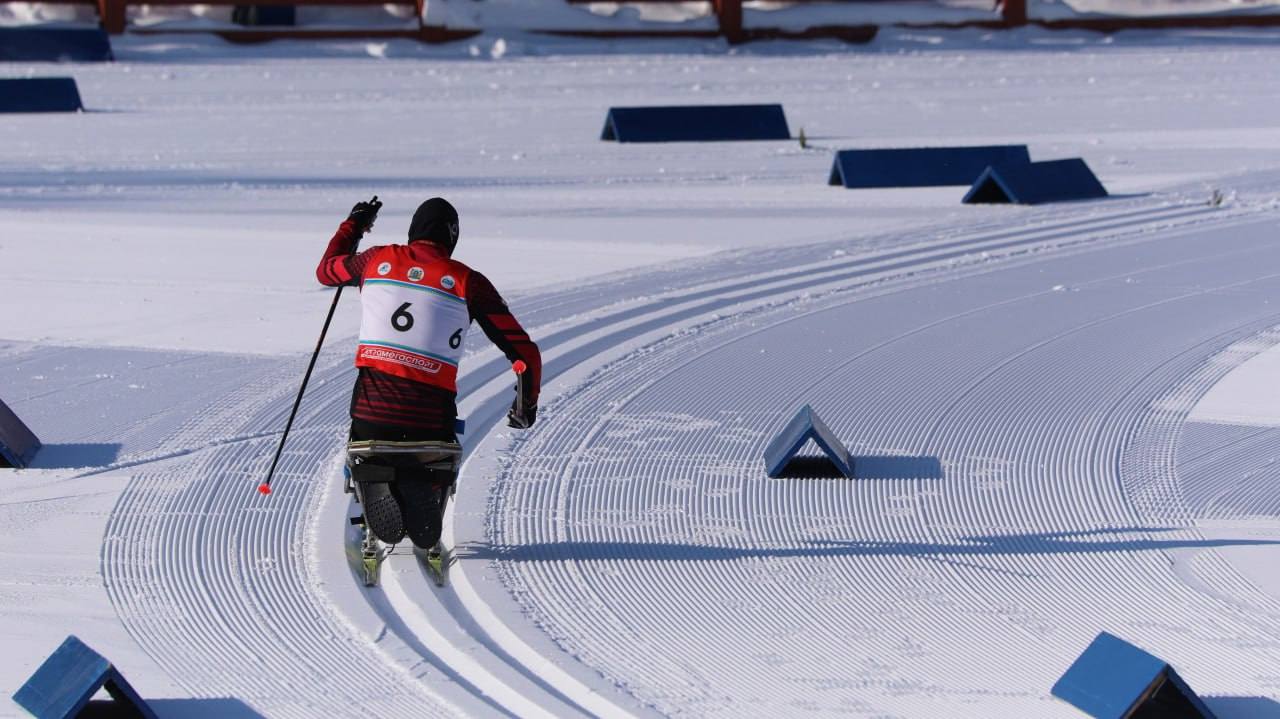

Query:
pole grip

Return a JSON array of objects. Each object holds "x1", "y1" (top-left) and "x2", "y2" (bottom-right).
[{"x1": 512, "y1": 360, "x2": 527, "y2": 419}]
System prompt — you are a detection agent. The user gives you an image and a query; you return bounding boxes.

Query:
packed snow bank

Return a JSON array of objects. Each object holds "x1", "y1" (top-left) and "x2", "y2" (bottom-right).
[
  {"x1": 743, "y1": 0, "x2": 997, "y2": 30},
  {"x1": 424, "y1": 0, "x2": 719, "y2": 32},
  {"x1": 1189, "y1": 339, "x2": 1280, "y2": 427},
  {"x1": 1037, "y1": 0, "x2": 1280, "y2": 19},
  {"x1": 0, "y1": 3, "x2": 93, "y2": 26}
]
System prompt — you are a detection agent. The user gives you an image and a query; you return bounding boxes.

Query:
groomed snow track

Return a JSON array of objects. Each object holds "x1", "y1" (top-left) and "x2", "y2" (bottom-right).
[
  {"x1": 100, "y1": 191, "x2": 1280, "y2": 717},
  {"x1": 482, "y1": 202, "x2": 1280, "y2": 717}
]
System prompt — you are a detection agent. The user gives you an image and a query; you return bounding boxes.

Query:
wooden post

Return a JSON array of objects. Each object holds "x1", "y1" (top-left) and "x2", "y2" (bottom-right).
[
  {"x1": 714, "y1": 0, "x2": 742, "y2": 42},
  {"x1": 1001, "y1": 0, "x2": 1027, "y2": 26},
  {"x1": 97, "y1": 0, "x2": 126, "y2": 33}
]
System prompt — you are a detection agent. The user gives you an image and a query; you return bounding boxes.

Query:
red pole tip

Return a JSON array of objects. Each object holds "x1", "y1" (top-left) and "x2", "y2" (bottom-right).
[
  {"x1": 258, "y1": 483, "x2": 272, "y2": 495},
  {"x1": 512, "y1": 360, "x2": 527, "y2": 375}
]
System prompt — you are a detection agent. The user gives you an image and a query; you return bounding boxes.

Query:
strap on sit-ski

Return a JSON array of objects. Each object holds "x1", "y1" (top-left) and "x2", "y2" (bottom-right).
[{"x1": 346, "y1": 439, "x2": 462, "y2": 471}]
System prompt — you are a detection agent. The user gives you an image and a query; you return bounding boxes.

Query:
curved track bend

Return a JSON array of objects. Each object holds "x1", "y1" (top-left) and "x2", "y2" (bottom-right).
[
  {"x1": 482, "y1": 208, "x2": 1280, "y2": 717},
  {"x1": 98, "y1": 193, "x2": 1269, "y2": 716}
]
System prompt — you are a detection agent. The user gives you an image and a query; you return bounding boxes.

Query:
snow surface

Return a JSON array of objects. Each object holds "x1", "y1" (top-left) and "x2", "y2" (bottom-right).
[
  {"x1": 3, "y1": 29, "x2": 1280, "y2": 719},
  {"x1": 1190, "y1": 341, "x2": 1280, "y2": 427}
]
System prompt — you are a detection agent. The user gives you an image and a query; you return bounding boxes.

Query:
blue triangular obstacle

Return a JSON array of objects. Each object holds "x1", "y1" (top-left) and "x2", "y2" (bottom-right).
[
  {"x1": 0, "y1": 78, "x2": 83, "y2": 114},
  {"x1": 12, "y1": 636, "x2": 157, "y2": 719},
  {"x1": 763, "y1": 405, "x2": 853, "y2": 478},
  {"x1": 963, "y1": 158, "x2": 1108, "y2": 205},
  {"x1": 1052, "y1": 632, "x2": 1216, "y2": 719},
  {"x1": 601, "y1": 104, "x2": 790, "y2": 143},
  {"x1": 828, "y1": 145, "x2": 1030, "y2": 189},
  {"x1": 0, "y1": 28, "x2": 113, "y2": 62},
  {"x1": 0, "y1": 396, "x2": 40, "y2": 468}
]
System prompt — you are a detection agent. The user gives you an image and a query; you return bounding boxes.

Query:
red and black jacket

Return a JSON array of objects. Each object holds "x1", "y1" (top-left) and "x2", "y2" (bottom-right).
[{"x1": 317, "y1": 220, "x2": 541, "y2": 433}]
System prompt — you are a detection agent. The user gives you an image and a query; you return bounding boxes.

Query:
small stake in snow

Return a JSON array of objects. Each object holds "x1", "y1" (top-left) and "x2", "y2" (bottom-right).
[{"x1": 258, "y1": 195, "x2": 379, "y2": 496}]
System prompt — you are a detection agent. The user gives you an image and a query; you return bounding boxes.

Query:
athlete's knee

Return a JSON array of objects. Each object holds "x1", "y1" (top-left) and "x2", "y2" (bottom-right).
[{"x1": 398, "y1": 471, "x2": 453, "y2": 549}]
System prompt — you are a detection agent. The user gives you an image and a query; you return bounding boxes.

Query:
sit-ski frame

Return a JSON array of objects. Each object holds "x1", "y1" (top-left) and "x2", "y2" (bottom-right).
[
  {"x1": 345, "y1": 440, "x2": 462, "y2": 587},
  {"x1": 339, "y1": 361, "x2": 526, "y2": 587}
]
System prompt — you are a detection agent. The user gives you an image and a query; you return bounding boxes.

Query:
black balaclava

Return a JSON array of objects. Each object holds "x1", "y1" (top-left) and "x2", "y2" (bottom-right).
[{"x1": 408, "y1": 197, "x2": 460, "y2": 254}]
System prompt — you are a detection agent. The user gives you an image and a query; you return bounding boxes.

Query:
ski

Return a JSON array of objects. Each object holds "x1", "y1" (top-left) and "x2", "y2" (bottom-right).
[
  {"x1": 420, "y1": 543, "x2": 450, "y2": 587},
  {"x1": 360, "y1": 523, "x2": 385, "y2": 587},
  {"x1": 349, "y1": 513, "x2": 389, "y2": 588}
]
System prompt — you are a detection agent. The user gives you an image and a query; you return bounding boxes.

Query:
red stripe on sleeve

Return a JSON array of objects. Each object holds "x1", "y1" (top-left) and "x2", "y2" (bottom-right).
[{"x1": 468, "y1": 270, "x2": 542, "y2": 405}]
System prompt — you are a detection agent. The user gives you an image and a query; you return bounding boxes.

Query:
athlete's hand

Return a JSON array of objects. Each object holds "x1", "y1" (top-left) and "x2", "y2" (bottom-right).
[
  {"x1": 348, "y1": 195, "x2": 382, "y2": 235},
  {"x1": 507, "y1": 401, "x2": 537, "y2": 429}
]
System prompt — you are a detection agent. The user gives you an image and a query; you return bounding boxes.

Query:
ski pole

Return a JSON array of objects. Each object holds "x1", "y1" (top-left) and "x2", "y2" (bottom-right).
[
  {"x1": 259, "y1": 197, "x2": 376, "y2": 496},
  {"x1": 257, "y1": 284, "x2": 347, "y2": 496}
]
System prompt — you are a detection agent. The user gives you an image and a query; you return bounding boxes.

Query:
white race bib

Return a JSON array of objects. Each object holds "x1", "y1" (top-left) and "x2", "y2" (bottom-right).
[{"x1": 358, "y1": 278, "x2": 470, "y2": 379}]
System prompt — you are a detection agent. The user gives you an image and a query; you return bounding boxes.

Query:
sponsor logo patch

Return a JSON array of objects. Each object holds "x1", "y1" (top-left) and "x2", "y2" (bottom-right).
[
  {"x1": 359, "y1": 346, "x2": 442, "y2": 374},
  {"x1": 440, "y1": 275, "x2": 456, "y2": 290},
  {"x1": 376, "y1": 262, "x2": 392, "y2": 276},
  {"x1": 407, "y1": 267, "x2": 425, "y2": 282}
]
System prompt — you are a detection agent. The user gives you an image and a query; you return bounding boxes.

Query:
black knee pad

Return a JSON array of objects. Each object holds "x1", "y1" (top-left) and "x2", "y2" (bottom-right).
[
  {"x1": 351, "y1": 462, "x2": 406, "y2": 544},
  {"x1": 396, "y1": 467, "x2": 455, "y2": 550}
]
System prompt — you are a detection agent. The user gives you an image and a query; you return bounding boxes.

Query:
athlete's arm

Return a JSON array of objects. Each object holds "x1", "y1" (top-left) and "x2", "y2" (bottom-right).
[
  {"x1": 468, "y1": 271, "x2": 541, "y2": 412},
  {"x1": 316, "y1": 220, "x2": 379, "y2": 287}
]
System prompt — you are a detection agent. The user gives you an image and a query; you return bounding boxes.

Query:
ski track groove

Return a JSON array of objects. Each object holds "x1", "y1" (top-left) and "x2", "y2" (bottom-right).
[
  {"x1": 376, "y1": 194, "x2": 1242, "y2": 716},
  {"x1": 103, "y1": 356, "x2": 463, "y2": 718},
  {"x1": 487, "y1": 206, "x2": 1280, "y2": 716},
  {"x1": 457, "y1": 200, "x2": 1219, "y2": 395},
  {"x1": 97, "y1": 191, "x2": 1278, "y2": 717}
]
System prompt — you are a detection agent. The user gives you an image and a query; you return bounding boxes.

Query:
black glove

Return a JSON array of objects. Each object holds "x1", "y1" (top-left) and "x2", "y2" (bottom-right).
[
  {"x1": 507, "y1": 400, "x2": 537, "y2": 429},
  {"x1": 348, "y1": 195, "x2": 382, "y2": 235}
]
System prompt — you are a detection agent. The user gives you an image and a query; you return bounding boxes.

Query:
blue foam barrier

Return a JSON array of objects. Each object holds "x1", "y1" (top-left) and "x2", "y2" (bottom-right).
[
  {"x1": 601, "y1": 104, "x2": 790, "y2": 143},
  {"x1": 0, "y1": 27, "x2": 113, "y2": 62},
  {"x1": 0, "y1": 397, "x2": 40, "y2": 468},
  {"x1": 763, "y1": 405, "x2": 853, "y2": 479},
  {"x1": 828, "y1": 145, "x2": 1030, "y2": 189},
  {"x1": 1051, "y1": 632, "x2": 1216, "y2": 719},
  {"x1": 0, "y1": 77, "x2": 83, "y2": 114},
  {"x1": 963, "y1": 158, "x2": 1108, "y2": 205},
  {"x1": 12, "y1": 636, "x2": 158, "y2": 719}
]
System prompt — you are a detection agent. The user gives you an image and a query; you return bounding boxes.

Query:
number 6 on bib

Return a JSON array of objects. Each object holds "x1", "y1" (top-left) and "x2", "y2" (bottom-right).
[{"x1": 391, "y1": 302, "x2": 415, "y2": 332}]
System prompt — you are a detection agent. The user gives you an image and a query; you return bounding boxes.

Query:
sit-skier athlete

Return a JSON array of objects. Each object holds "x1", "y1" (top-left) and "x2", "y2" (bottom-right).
[{"x1": 317, "y1": 197, "x2": 541, "y2": 555}]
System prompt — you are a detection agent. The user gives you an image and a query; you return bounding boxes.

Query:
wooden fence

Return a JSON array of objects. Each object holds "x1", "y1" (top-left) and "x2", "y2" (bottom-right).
[
  {"x1": 22, "y1": 0, "x2": 478, "y2": 40},
  {"x1": 11, "y1": 0, "x2": 1280, "y2": 44}
]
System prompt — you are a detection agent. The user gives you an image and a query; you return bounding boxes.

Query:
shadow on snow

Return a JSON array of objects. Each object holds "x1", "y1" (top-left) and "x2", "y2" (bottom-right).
[
  {"x1": 775, "y1": 454, "x2": 944, "y2": 480},
  {"x1": 463, "y1": 527, "x2": 1280, "y2": 564},
  {"x1": 1204, "y1": 696, "x2": 1280, "y2": 718},
  {"x1": 27, "y1": 443, "x2": 123, "y2": 469},
  {"x1": 81, "y1": 697, "x2": 263, "y2": 718}
]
